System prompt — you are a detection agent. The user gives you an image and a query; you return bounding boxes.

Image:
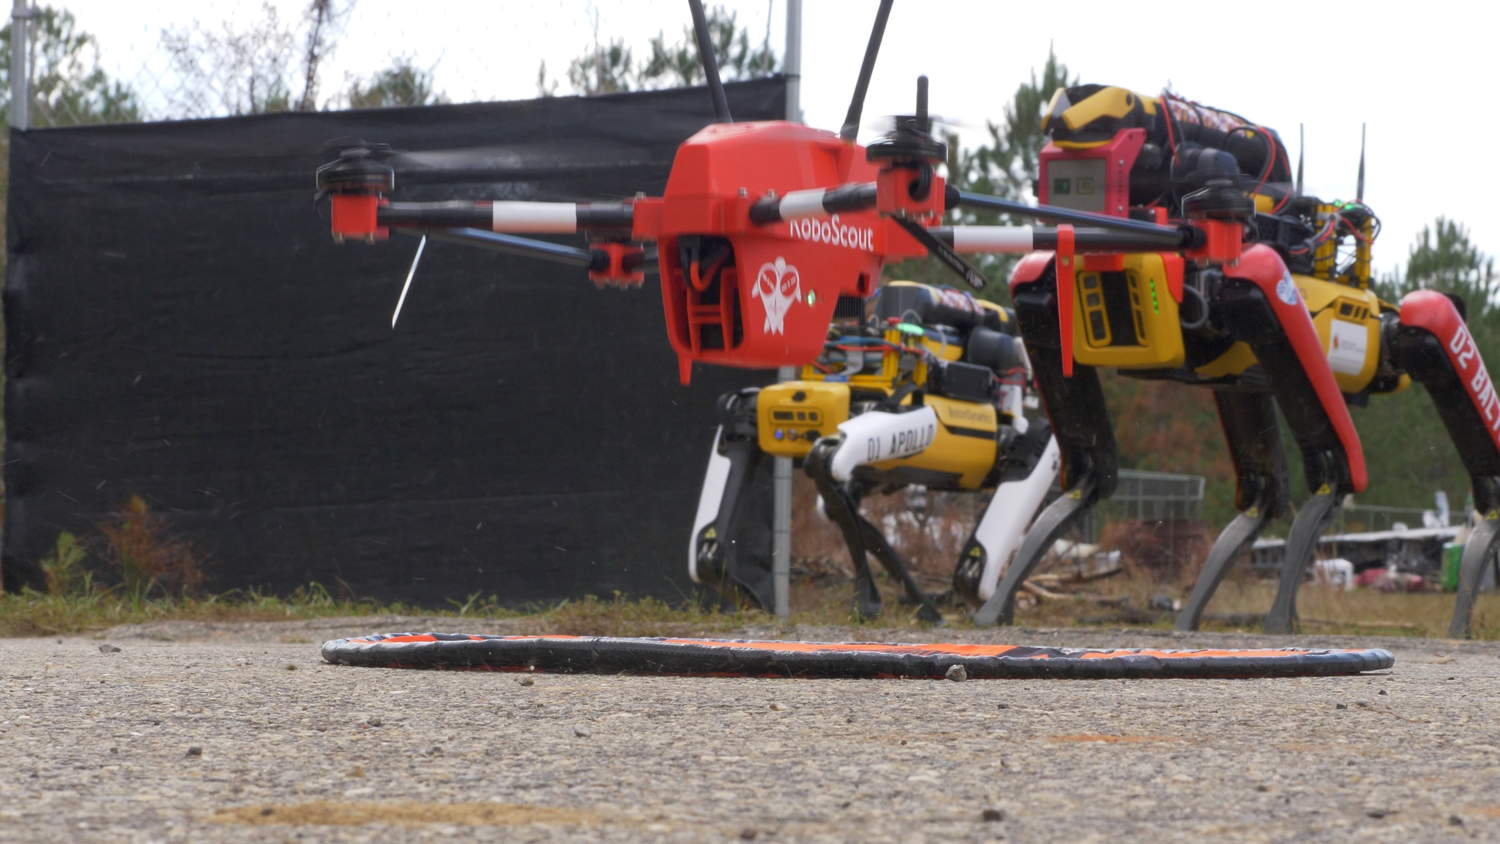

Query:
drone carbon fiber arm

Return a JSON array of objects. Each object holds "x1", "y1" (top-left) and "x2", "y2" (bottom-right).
[
  {"x1": 375, "y1": 200, "x2": 636, "y2": 234},
  {"x1": 747, "y1": 181, "x2": 1195, "y2": 242}
]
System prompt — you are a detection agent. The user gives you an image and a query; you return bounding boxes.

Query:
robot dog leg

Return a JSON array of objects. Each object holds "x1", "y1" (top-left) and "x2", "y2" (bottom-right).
[
  {"x1": 952, "y1": 416, "x2": 1060, "y2": 607},
  {"x1": 689, "y1": 388, "x2": 776, "y2": 610},
  {"x1": 972, "y1": 296, "x2": 1118, "y2": 626},
  {"x1": 1392, "y1": 291, "x2": 1500, "y2": 638},
  {"x1": 804, "y1": 407, "x2": 946, "y2": 623},
  {"x1": 1174, "y1": 391, "x2": 1288, "y2": 630},
  {"x1": 1174, "y1": 247, "x2": 1367, "y2": 633}
]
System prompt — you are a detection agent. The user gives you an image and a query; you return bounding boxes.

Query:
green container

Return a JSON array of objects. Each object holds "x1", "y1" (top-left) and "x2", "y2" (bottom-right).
[{"x1": 1441, "y1": 543, "x2": 1464, "y2": 591}]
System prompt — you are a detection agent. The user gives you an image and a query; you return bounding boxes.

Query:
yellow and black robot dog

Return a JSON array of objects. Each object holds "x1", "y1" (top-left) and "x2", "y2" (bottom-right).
[
  {"x1": 689, "y1": 281, "x2": 1059, "y2": 621},
  {"x1": 979, "y1": 84, "x2": 1500, "y2": 636}
]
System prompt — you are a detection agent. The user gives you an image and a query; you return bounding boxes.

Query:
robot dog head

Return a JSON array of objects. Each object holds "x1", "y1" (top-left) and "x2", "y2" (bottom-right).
[{"x1": 1039, "y1": 85, "x2": 1291, "y2": 216}]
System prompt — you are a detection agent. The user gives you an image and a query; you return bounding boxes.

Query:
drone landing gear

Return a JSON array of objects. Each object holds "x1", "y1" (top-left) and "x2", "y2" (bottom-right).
[{"x1": 805, "y1": 436, "x2": 943, "y2": 624}]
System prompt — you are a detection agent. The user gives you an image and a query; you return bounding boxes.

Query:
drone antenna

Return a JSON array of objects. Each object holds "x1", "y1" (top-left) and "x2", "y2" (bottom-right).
[
  {"x1": 916, "y1": 75, "x2": 929, "y2": 131},
  {"x1": 1356, "y1": 122, "x2": 1366, "y2": 201},
  {"x1": 1295, "y1": 123, "x2": 1304, "y2": 196},
  {"x1": 839, "y1": 0, "x2": 895, "y2": 142},
  {"x1": 687, "y1": 0, "x2": 733, "y2": 122}
]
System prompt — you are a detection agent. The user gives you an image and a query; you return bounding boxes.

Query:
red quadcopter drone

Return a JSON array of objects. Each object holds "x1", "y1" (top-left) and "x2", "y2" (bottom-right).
[
  {"x1": 314, "y1": 1, "x2": 1218, "y2": 382},
  {"x1": 314, "y1": 0, "x2": 1500, "y2": 635}
]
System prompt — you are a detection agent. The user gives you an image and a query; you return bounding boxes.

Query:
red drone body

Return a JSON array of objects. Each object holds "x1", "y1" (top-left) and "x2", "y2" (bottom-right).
[{"x1": 631, "y1": 121, "x2": 930, "y2": 380}]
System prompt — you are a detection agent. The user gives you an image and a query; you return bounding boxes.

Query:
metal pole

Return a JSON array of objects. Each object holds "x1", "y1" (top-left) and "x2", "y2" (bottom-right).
[
  {"x1": 783, "y1": 0, "x2": 801, "y2": 123},
  {"x1": 772, "y1": 409, "x2": 792, "y2": 619},
  {"x1": 10, "y1": 0, "x2": 29, "y2": 129},
  {"x1": 769, "y1": 0, "x2": 803, "y2": 619}
]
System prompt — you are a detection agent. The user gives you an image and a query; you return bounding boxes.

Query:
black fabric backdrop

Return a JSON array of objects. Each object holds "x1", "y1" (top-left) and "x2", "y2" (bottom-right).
[{"x1": 3, "y1": 79, "x2": 783, "y2": 604}]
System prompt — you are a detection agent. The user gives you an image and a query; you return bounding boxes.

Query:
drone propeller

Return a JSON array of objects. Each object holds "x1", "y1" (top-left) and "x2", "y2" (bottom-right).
[
  {"x1": 318, "y1": 136, "x2": 389, "y2": 159},
  {"x1": 863, "y1": 111, "x2": 971, "y2": 139},
  {"x1": 865, "y1": 77, "x2": 946, "y2": 172},
  {"x1": 866, "y1": 75, "x2": 989, "y2": 290},
  {"x1": 317, "y1": 137, "x2": 550, "y2": 181}
]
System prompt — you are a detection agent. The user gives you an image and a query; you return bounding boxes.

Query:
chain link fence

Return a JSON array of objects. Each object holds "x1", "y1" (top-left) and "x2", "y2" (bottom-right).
[
  {"x1": 8, "y1": 0, "x2": 786, "y2": 128},
  {"x1": 1074, "y1": 469, "x2": 1204, "y2": 542}
]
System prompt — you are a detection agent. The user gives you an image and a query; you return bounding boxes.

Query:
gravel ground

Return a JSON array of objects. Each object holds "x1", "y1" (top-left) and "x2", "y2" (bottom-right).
[{"x1": 2, "y1": 617, "x2": 1498, "y2": 842}]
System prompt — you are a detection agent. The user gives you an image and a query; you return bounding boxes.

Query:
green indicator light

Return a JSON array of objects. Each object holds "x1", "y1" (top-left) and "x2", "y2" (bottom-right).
[
  {"x1": 896, "y1": 322, "x2": 925, "y2": 336},
  {"x1": 806, "y1": 290, "x2": 817, "y2": 306}
]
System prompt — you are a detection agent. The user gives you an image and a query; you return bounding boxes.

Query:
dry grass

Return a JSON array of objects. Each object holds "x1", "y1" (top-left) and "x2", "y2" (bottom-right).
[
  {"x1": 3, "y1": 562, "x2": 1495, "y2": 641},
  {"x1": 535, "y1": 593, "x2": 740, "y2": 638},
  {"x1": 784, "y1": 561, "x2": 1500, "y2": 640},
  {"x1": 0, "y1": 583, "x2": 431, "y2": 638},
  {"x1": 1181, "y1": 579, "x2": 1500, "y2": 639}
]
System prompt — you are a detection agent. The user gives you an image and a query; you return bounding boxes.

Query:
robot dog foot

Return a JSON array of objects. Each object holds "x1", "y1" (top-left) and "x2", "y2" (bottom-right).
[
  {"x1": 972, "y1": 471, "x2": 1099, "y2": 626},
  {"x1": 1450, "y1": 512, "x2": 1500, "y2": 638},
  {"x1": 1175, "y1": 491, "x2": 1278, "y2": 632},
  {"x1": 1263, "y1": 489, "x2": 1340, "y2": 634}
]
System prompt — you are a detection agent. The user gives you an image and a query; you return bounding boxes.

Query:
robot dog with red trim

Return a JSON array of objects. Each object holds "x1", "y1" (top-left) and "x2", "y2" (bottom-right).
[
  {"x1": 968, "y1": 86, "x2": 1500, "y2": 636},
  {"x1": 312, "y1": 1, "x2": 1496, "y2": 633}
]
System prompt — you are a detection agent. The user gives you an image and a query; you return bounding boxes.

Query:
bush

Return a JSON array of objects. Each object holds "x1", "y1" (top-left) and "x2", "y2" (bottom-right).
[
  {"x1": 39, "y1": 532, "x2": 92, "y2": 596},
  {"x1": 95, "y1": 495, "x2": 206, "y2": 602},
  {"x1": 1097, "y1": 519, "x2": 1211, "y2": 585}
]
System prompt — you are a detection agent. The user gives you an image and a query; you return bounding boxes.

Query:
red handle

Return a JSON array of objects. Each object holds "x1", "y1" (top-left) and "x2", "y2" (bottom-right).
[{"x1": 1056, "y1": 225, "x2": 1076, "y2": 377}]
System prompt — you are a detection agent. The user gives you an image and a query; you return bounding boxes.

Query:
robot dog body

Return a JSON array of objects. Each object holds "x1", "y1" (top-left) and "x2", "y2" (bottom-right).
[
  {"x1": 980, "y1": 85, "x2": 1500, "y2": 635},
  {"x1": 691, "y1": 281, "x2": 1057, "y2": 620}
]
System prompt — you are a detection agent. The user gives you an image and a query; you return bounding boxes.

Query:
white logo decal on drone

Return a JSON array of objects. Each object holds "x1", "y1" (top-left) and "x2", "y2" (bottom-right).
[
  {"x1": 753, "y1": 257, "x2": 801, "y2": 335},
  {"x1": 1276, "y1": 273, "x2": 1299, "y2": 306},
  {"x1": 788, "y1": 214, "x2": 874, "y2": 252}
]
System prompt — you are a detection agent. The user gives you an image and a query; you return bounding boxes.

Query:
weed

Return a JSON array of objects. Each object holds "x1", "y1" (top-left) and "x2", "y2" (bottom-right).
[
  {"x1": 537, "y1": 592, "x2": 742, "y2": 637},
  {"x1": 95, "y1": 495, "x2": 205, "y2": 604},
  {"x1": 39, "y1": 532, "x2": 93, "y2": 597}
]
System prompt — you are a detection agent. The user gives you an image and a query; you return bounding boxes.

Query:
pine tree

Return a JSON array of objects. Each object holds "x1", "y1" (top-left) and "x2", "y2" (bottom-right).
[
  {"x1": 545, "y1": 5, "x2": 778, "y2": 97},
  {"x1": 0, "y1": 6, "x2": 142, "y2": 127},
  {"x1": 348, "y1": 59, "x2": 445, "y2": 110},
  {"x1": 1399, "y1": 217, "x2": 1498, "y2": 319}
]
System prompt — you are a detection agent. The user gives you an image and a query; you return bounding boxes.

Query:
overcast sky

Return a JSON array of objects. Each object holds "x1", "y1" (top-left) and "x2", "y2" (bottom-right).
[{"x1": 60, "y1": 0, "x2": 1496, "y2": 279}]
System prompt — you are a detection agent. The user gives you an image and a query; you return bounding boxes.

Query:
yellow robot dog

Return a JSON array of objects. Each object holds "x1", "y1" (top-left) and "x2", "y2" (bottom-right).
[
  {"x1": 979, "y1": 85, "x2": 1500, "y2": 636},
  {"x1": 691, "y1": 282, "x2": 1058, "y2": 621}
]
